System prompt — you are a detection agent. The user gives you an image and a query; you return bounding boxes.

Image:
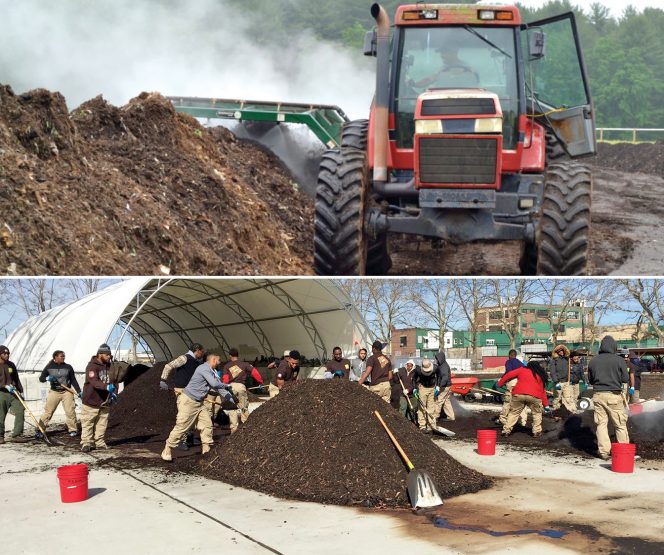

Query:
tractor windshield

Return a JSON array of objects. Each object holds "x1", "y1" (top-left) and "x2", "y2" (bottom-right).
[{"x1": 394, "y1": 26, "x2": 519, "y2": 149}]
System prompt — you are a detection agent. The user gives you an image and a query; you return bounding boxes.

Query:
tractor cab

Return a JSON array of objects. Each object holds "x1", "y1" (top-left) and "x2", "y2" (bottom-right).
[{"x1": 313, "y1": 3, "x2": 596, "y2": 276}]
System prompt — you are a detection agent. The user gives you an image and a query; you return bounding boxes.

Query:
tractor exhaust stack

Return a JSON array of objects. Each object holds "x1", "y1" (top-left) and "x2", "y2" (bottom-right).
[{"x1": 371, "y1": 3, "x2": 390, "y2": 184}]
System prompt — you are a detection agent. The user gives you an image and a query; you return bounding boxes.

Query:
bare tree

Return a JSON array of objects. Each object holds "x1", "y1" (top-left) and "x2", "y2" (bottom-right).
[
  {"x1": 581, "y1": 280, "x2": 624, "y2": 351},
  {"x1": 406, "y1": 280, "x2": 458, "y2": 353},
  {"x1": 618, "y1": 279, "x2": 664, "y2": 346},
  {"x1": 536, "y1": 279, "x2": 596, "y2": 346},
  {"x1": 452, "y1": 280, "x2": 491, "y2": 367},
  {"x1": 65, "y1": 279, "x2": 102, "y2": 299},
  {"x1": 488, "y1": 279, "x2": 537, "y2": 350},
  {"x1": 6, "y1": 279, "x2": 68, "y2": 318}
]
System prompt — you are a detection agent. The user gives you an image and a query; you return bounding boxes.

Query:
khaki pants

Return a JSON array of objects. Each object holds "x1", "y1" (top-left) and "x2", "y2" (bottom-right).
[
  {"x1": 552, "y1": 383, "x2": 577, "y2": 412},
  {"x1": 80, "y1": 404, "x2": 110, "y2": 448},
  {"x1": 593, "y1": 391, "x2": 629, "y2": 458},
  {"x1": 268, "y1": 383, "x2": 280, "y2": 398},
  {"x1": 504, "y1": 394, "x2": 543, "y2": 434},
  {"x1": 165, "y1": 394, "x2": 213, "y2": 450},
  {"x1": 228, "y1": 383, "x2": 249, "y2": 433},
  {"x1": 572, "y1": 383, "x2": 581, "y2": 402},
  {"x1": 434, "y1": 386, "x2": 455, "y2": 421},
  {"x1": 364, "y1": 381, "x2": 391, "y2": 403},
  {"x1": 499, "y1": 380, "x2": 527, "y2": 426},
  {"x1": 39, "y1": 390, "x2": 77, "y2": 433},
  {"x1": 417, "y1": 385, "x2": 437, "y2": 430}
]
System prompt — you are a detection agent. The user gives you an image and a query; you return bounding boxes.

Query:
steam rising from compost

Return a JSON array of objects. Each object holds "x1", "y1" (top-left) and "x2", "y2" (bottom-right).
[{"x1": 0, "y1": 0, "x2": 374, "y2": 119}]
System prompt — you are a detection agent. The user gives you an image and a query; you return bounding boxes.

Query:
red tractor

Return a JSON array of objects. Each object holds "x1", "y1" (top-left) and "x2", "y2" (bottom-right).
[{"x1": 314, "y1": 3, "x2": 595, "y2": 275}]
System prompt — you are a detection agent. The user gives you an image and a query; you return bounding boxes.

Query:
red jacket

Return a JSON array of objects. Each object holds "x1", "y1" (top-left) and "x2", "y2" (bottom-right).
[{"x1": 498, "y1": 367, "x2": 549, "y2": 407}]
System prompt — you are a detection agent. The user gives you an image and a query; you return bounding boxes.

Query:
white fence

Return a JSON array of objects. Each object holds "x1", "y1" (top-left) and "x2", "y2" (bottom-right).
[{"x1": 596, "y1": 128, "x2": 664, "y2": 143}]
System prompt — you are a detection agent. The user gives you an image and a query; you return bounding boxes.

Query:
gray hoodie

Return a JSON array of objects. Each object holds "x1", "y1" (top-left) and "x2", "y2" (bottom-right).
[{"x1": 588, "y1": 336, "x2": 628, "y2": 392}]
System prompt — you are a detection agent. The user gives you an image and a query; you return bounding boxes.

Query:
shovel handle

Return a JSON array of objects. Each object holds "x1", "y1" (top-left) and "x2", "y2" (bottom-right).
[
  {"x1": 12, "y1": 391, "x2": 49, "y2": 437},
  {"x1": 374, "y1": 411, "x2": 414, "y2": 471}
]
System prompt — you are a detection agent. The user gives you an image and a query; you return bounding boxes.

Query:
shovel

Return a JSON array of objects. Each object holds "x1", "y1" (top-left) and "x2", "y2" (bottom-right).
[
  {"x1": 413, "y1": 391, "x2": 455, "y2": 437},
  {"x1": 12, "y1": 391, "x2": 56, "y2": 446},
  {"x1": 374, "y1": 410, "x2": 443, "y2": 510}
]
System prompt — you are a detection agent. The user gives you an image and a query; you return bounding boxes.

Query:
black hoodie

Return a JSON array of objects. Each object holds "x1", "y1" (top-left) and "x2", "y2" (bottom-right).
[
  {"x1": 588, "y1": 336, "x2": 628, "y2": 392},
  {"x1": 433, "y1": 352, "x2": 452, "y2": 387}
]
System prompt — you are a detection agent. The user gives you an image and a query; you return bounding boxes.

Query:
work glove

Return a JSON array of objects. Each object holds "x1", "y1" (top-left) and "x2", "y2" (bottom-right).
[
  {"x1": 218, "y1": 388, "x2": 234, "y2": 403},
  {"x1": 47, "y1": 375, "x2": 56, "y2": 383},
  {"x1": 333, "y1": 370, "x2": 344, "y2": 378},
  {"x1": 402, "y1": 388, "x2": 409, "y2": 396},
  {"x1": 434, "y1": 386, "x2": 441, "y2": 399},
  {"x1": 579, "y1": 380, "x2": 585, "y2": 385},
  {"x1": 412, "y1": 388, "x2": 418, "y2": 398},
  {"x1": 215, "y1": 370, "x2": 222, "y2": 380},
  {"x1": 555, "y1": 383, "x2": 562, "y2": 390},
  {"x1": 6, "y1": 385, "x2": 16, "y2": 394},
  {"x1": 159, "y1": 380, "x2": 169, "y2": 391},
  {"x1": 107, "y1": 384, "x2": 116, "y2": 393},
  {"x1": 544, "y1": 406, "x2": 551, "y2": 413},
  {"x1": 628, "y1": 387, "x2": 635, "y2": 395},
  {"x1": 323, "y1": 371, "x2": 333, "y2": 380}
]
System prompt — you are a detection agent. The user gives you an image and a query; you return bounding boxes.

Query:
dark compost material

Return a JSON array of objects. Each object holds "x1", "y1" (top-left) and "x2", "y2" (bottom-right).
[{"x1": 197, "y1": 379, "x2": 492, "y2": 508}]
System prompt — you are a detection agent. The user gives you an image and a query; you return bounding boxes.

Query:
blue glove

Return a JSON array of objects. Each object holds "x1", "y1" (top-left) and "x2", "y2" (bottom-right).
[
  {"x1": 6, "y1": 385, "x2": 16, "y2": 394},
  {"x1": 215, "y1": 370, "x2": 222, "y2": 380},
  {"x1": 333, "y1": 370, "x2": 344, "y2": 378},
  {"x1": 110, "y1": 392, "x2": 119, "y2": 404},
  {"x1": 412, "y1": 388, "x2": 418, "y2": 397},
  {"x1": 47, "y1": 376, "x2": 55, "y2": 382},
  {"x1": 544, "y1": 406, "x2": 551, "y2": 413},
  {"x1": 555, "y1": 383, "x2": 562, "y2": 390},
  {"x1": 107, "y1": 384, "x2": 116, "y2": 393},
  {"x1": 434, "y1": 386, "x2": 441, "y2": 398},
  {"x1": 628, "y1": 387, "x2": 635, "y2": 395}
]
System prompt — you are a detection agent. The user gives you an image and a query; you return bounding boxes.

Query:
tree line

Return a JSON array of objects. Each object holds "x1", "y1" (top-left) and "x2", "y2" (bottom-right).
[
  {"x1": 227, "y1": 0, "x2": 664, "y2": 130},
  {"x1": 339, "y1": 279, "x2": 664, "y2": 360}
]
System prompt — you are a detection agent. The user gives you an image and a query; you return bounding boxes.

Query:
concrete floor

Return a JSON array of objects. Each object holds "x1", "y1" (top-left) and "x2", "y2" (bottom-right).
[{"x1": 2, "y1": 423, "x2": 663, "y2": 555}]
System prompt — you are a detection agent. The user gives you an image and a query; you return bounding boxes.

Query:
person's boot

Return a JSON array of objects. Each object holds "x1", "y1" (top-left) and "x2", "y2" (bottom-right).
[
  {"x1": 161, "y1": 446, "x2": 173, "y2": 462},
  {"x1": 201, "y1": 444, "x2": 211, "y2": 455},
  {"x1": 186, "y1": 432, "x2": 194, "y2": 447},
  {"x1": 81, "y1": 444, "x2": 93, "y2": 453}
]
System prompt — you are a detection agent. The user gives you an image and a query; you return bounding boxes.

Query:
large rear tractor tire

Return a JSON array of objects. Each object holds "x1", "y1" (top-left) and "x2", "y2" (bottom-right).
[
  {"x1": 314, "y1": 149, "x2": 368, "y2": 275},
  {"x1": 533, "y1": 162, "x2": 592, "y2": 276},
  {"x1": 339, "y1": 119, "x2": 392, "y2": 275}
]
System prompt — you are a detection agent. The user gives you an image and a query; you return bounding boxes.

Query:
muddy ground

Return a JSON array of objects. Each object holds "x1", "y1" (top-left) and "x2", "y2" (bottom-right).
[
  {"x1": 390, "y1": 143, "x2": 664, "y2": 276},
  {"x1": 1, "y1": 84, "x2": 661, "y2": 276}
]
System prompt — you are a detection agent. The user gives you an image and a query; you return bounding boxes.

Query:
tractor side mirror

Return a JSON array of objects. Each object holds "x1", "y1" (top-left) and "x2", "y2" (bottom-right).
[
  {"x1": 529, "y1": 29, "x2": 546, "y2": 60},
  {"x1": 364, "y1": 30, "x2": 377, "y2": 57}
]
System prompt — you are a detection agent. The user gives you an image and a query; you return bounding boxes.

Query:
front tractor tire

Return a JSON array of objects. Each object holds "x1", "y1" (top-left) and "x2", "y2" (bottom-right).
[
  {"x1": 522, "y1": 161, "x2": 592, "y2": 276},
  {"x1": 340, "y1": 119, "x2": 392, "y2": 275},
  {"x1": 314, "y1": 149, "x2": 368, "y2": 275}
]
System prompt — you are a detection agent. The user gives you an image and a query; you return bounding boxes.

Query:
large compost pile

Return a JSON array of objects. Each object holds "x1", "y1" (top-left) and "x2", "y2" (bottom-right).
[
  {"x1": 199, "y1": 379, "x2": 492, "y2": 508},
  {"x1": 0, "y1": 85, "x2": 313, "y2": 275}
]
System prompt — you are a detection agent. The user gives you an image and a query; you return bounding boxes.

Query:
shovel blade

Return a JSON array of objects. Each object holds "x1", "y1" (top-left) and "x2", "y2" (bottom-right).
[
  {"x1": 406, "y1": 469, "x2": 444, "y2": 509},
  {"x1": 432, "y1": 425, "x2": 456, "y2": 437}
]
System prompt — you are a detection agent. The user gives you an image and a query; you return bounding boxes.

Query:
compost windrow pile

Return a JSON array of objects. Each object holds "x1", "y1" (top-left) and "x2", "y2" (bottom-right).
[
  {"x1": 195, "y1": 379, "x2": 491, "y2": 508},
  {"x1": 106, "y1": 362, "x2": 177, "y2": 444},
  {"x1": 591, "y1": 142, "x2": 664, "y2": 178},
  {"x1": 0, "y1": 85, "x2": 312, "y2": 275}
]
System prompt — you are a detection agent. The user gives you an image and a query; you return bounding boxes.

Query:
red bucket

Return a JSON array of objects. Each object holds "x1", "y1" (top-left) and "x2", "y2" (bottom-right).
[
  {"x1": 57, "y1": 464, "x2": 89, "y2": 503},
  {"x1": 611, "y1": 443, "x2": 636, "y2": 473},
  {"x1": 477, "y1": 429, "x2": 497, "y2": 456}
]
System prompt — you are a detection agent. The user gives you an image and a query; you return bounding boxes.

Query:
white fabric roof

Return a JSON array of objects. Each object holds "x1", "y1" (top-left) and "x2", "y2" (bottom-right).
[{"x1": 7, "y1": 278, "x2": 371, "y2": 372}]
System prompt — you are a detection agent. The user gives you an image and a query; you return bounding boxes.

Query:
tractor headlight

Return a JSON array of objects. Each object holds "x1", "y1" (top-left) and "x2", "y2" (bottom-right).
[
  {"x1": 415, "y1": 119, "x2": 443, "y2": 134},
  {"x1": 474, "y1": 117, "x2": 503, "y2": 133}
]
